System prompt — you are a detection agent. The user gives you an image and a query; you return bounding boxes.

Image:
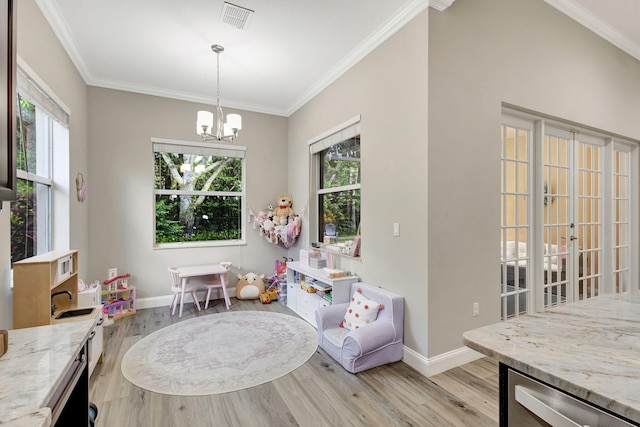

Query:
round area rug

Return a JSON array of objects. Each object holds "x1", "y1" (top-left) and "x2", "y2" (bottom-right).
[{"x1": 121, "y1": 311, "x2": 317, "y2": 395}]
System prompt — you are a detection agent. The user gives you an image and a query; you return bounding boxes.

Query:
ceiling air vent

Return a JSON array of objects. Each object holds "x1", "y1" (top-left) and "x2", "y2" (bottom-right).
[{"x1": 220, "y1": 2, "x2": 254, "y2": 30}]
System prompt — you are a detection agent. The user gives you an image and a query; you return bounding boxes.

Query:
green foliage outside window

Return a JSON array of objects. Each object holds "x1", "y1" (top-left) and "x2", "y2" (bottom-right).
[
  {"x1": 153, "y1": 148, "x2": 244, "y2": 244},
  {"x1": 11, "y1": 180, "x2": 37, "y2": 264},
  {"x1": 11, "y1": 98, "x2": 41, "y2": 265},
  {"x1": 319, "y1": 136, "x2": 361, "y2": 241}
]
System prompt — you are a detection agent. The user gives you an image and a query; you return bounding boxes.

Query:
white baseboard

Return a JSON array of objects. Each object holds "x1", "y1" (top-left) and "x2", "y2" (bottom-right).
[
  {"x1": 402, "y1": 345, "x2": 485, "y2": 377},
  {"x1": 136, "y1": 295, "x2": 174, "y2": 310},
  {"x1": 136, "y1": 287, "x2": 238, "y2": 310}
]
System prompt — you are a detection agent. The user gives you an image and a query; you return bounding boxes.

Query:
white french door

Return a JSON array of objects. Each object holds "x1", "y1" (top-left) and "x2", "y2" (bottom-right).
[
  {"x1": 501, "y1": 113, "x2": 638, "y2": 319},
  {"x1": 541, "y1": 128, "x2": 603, "y2": 308},
  {"x1": 612, "y1": 144, "x2": 634, "y2": 294}
]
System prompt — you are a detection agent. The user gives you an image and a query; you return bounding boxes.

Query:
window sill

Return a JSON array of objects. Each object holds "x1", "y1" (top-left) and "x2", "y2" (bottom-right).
[
  {"x1": 154, "y1": 239, "x2": 246, "y2": 250},
  {"x1": 312, "y1": 244, "x2": 361, "y2": 260}
]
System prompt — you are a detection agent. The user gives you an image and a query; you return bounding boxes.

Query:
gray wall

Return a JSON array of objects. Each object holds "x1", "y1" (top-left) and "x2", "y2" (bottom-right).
[
  {"x1": 87, "y1": 87, "x2": 288, "y2": 298},
  {"x1": 288, "y1": 12, "x2": 429, "y2": 355},
  {"x1": 3, "y1": 0, "x2": 640, "y2": 366},
  {"x1": 0, "y1": 0, "x2": 89, "y2": 329},
  {"x1": 428, "y1": 0, "x2": 640, "y2": 356}
]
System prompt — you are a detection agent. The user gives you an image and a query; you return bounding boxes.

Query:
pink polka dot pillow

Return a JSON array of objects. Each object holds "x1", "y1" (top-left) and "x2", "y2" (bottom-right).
[{"x1": 341, "y1": 289, "x2": 384, "y2": 330}]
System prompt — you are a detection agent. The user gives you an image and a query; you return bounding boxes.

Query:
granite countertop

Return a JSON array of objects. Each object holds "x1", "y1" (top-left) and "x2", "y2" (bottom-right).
[
  {"x1": 463, "y1": 293, "x2": 640, "y2": 424},
  {"x1": 0, "y1": 317, "x2": 96, "y2": 426}
]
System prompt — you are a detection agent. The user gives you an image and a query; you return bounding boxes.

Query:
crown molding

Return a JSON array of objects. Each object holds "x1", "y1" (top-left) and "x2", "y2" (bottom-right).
[
  {"x1": 35, "y1": 0, "x2": 95, "y2": 84},
  {"x1": 286, "y1": 0, "x2": 430, "y2": 116},
  {"x1": 89, "y1": 76, "x2": 289, "y2": 116},
  {"x1": 544, "y1": 0, "x2": 640, "y2": 62},
  {"x1": 429, "y1": 0, "x2": 456, "y2": 12},
  {"x1": 36, "y1": 0, "x2": 437, "y2": 117}
]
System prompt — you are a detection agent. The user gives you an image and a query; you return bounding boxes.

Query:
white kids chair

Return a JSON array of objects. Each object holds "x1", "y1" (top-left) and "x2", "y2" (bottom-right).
[
  {"x1": 168, "y1": 266, "x2": 202, "y2": 317},
  {"x1": 202, "y1": 262, "x2": 232, "y2": 310}
]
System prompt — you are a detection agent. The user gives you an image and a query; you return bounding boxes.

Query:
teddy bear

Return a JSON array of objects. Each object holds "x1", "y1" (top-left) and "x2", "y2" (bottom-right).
[
  {"x1": 272, "y1": 195, "x2": 294, "y2": 225},
  {"x1": 236, "y1": 272, "x2": 265, "y2": 300}
]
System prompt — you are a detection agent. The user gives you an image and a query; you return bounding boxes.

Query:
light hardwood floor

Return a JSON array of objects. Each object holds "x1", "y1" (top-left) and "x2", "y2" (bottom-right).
[{"x1": 89, "y1": 297, "x2": 499, "y2": 427}]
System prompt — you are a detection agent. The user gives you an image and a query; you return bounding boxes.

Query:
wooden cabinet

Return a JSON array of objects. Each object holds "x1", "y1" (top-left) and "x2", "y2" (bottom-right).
[
  {"x1": 286, "y1": 261, "x2": 358, "y2": 327},
  {"x1": 13, "y1": 250, "x2": 79, "y2": 329}
]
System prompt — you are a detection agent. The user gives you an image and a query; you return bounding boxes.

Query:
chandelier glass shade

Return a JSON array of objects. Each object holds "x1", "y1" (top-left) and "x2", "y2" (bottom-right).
[{"x1": 197, "y1": 44, "x2": 242, "y2": 143}]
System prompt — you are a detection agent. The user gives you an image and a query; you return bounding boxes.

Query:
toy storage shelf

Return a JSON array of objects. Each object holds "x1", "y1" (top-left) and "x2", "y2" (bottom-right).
[
  {"x1": 286, "y1": 261, "x2": 358, "y2": 327},
  {"x1": 101, "y1": 286, "x2": 136, "y2": 320}
]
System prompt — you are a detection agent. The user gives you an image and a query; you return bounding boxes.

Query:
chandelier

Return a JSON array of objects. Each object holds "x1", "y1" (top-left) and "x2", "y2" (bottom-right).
[{"x1": 196, "y1": 44, "x2": 242, "y2": 143}]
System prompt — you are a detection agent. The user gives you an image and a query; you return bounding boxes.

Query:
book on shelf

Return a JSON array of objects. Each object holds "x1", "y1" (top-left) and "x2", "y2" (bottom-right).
[{"x1": 310, "y1": 282, "x2": 331, "y2": 292}]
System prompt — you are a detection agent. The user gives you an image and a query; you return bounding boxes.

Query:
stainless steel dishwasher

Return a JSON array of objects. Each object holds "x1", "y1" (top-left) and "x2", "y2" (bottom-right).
[
  {"x1": 503, "y1": 366, "x2": 638, "y2": 426},
  {"x1": 47, "y1": 341, "x2": 90, "y2": 426}
]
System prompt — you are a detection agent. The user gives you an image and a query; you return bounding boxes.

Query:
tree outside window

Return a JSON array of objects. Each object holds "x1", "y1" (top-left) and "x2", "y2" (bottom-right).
[
  {"x1": 11, "y1": 97, "x2": 52, "y2": 265},
  {"x1": 318, "y1": 136, "x2": 361, "y2": 243},
  {"x1": 153, "y1": 140, "x2": 245, "y2": 246}
]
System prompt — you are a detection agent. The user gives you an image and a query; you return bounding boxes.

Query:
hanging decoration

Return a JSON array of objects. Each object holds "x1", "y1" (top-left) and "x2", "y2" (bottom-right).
[
  {"x1": 250, "y1": 195, "x2": 302, "y2": 248},
  {"x1": 76, "y1": 173, "x2": 86, "y2": 202}
]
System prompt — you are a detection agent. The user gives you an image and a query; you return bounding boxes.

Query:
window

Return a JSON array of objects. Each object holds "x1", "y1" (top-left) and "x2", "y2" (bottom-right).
[
  {"x1": 318, "y1": 137, "x2": 361, "y2": 242},
  {"x1": 310, "y1": 116, "x2": 361, "y2": 250},
  {"x1": 10, "y1": 62, "x2": 71, "y2": 265},
  {"x1": 153, "y1": 138, "x2": 246, "y2": 247},
  {"x1": 11, "y1": 96, "x2": 52, "y2": 264}
]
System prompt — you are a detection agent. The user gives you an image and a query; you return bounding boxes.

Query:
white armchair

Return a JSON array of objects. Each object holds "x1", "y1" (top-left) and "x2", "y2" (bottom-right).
[{"x1": 315, "y1": 282, "x2": 404, "y2": 373}]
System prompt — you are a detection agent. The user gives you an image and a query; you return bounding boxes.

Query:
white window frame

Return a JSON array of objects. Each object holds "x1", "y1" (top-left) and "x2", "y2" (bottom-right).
[
  {"x1": 309, "y1": 115, "x2": 361, "y2": 247},
  {"x1": 11, "y1": 59, "x2": 71, "y2": 264},
  {"x1": 152, "y1": 137, "x2": 247, "y2": 249}
]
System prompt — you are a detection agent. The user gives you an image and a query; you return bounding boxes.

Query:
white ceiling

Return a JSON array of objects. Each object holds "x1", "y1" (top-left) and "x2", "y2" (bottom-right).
[{"x1": 36, "y1": 0, "x2": 640, "y2": 118}]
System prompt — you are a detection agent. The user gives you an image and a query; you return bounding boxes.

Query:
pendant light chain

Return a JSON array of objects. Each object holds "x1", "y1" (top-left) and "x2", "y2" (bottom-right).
[
  {"x1": 215, "y1": 46, "x2": 224, "y2": 139},
  {"x1": 196, "y1": 43, "x2": 242, "y2": 143},
  {"x1": 216, "y1": 48, "x2": 220, "y2": 106}
]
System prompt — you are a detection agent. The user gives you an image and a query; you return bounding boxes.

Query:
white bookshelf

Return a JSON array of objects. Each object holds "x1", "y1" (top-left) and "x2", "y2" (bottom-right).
[{"x1": 286, "y1": 261, "x2": 358, "y2": 327}]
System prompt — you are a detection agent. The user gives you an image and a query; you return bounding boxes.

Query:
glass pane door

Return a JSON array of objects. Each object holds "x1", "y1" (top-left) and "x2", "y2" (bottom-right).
[
  {"x1": 500, "y1": 124, "x2": 530, "y2": 319},
  {"x1": 544, "y1": 129, "x2": 603, "y2": 306},
  {"x1": 542, "y1": 130, "x2": 571, "y2": 307},
  {"x1": 502, "y1": 111, "x2": 637, "y2": 320},
  {"x1": 613, "y1": 146, "x2": 631, "y2": 293},
  {"x1": 575, "y1": 140, "x2": 602, "y2": 300}
]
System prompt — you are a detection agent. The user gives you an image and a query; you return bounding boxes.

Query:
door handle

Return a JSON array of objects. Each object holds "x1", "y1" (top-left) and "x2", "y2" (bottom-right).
[
  {"x1": 570, "y1": 236, "x2": 578, "y2": 241},
  {"x1": 515, "y1": 385, "x2": 582, "y2": 427}
]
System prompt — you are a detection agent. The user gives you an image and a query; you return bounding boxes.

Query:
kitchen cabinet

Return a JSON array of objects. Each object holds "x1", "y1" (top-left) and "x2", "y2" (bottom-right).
[
  {"x1": 87, "y1": 309, "x2": 104, "y2": 376},
  {"x1": 78, "y1": 286, "x2": 104, "y2": 376},
  {"x1": 13, "y1": 250, "x2": 79, "y2": 329}
]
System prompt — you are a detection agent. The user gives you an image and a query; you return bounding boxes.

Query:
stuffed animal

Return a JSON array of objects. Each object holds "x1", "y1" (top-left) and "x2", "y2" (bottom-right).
[
  {"x1": 236, "y1": 272, "x2": 265, "y2": 300},
  {"x1": 266, "y1": 287, "x2": 278, "y2": 301},
  {"x1": 272, "y1": 195, "x2": 294, "y2": 225},
  {"x1": 262, "y1": 218, "x2": 275, "y2": 232},
  {"x1": 259, "y1": 291, "x2": 272, "y2": 304}
]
